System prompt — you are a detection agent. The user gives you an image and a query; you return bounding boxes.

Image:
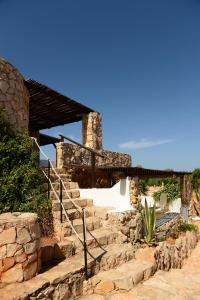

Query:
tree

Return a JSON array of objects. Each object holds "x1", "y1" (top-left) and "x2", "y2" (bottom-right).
[{"x1": 0, "y1": 111, "x2": 48, "y2": 214}]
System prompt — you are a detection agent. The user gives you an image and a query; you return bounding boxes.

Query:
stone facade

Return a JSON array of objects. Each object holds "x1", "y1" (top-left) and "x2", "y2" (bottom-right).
[
  {"x1": 0, "y1": 212, "x2": 41, "y2": 285},
  {"x1": 56, "y1": 143, "x2": 132, "y2": 170},
  {"x1": 0, "y1": 57, "x2": 29, "y2": 132},
  {"x1": 82, "y1": 112, "x2": 103, "y2": 149}
]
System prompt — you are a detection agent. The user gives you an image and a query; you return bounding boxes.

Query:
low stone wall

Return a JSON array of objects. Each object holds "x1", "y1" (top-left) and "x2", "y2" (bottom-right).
[
  {"x1": 154, "y1": 230, "x2": 199, "y2": 271},
  {"x1": 0, "y1": 212, "x2": 41, "y2": 285},
  {"x1": 56, "y1": 143, "x2": 132, "y2": 169},
  {"x1": 105, "y1": 210, "x2": 143, "y2": 244}
]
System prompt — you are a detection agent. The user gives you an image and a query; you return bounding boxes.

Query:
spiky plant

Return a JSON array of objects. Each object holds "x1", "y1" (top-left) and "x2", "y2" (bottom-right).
[{"x1": 143, "y1": 198, "x2": 156, "y2": 244}]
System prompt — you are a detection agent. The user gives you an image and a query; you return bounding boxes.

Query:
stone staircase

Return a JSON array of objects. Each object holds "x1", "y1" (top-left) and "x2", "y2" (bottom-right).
[{"x1": 50, "y1": 168, "x2": 128, "y2": 258}]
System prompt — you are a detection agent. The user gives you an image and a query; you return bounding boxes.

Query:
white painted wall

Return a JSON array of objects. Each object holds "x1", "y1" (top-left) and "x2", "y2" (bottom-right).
[
  {"x1": 141, "y1": 195, "x2": 182, "y2": 213},
  {"x1": 79, "y1": 177, "x2": 133, "y2": 212}
]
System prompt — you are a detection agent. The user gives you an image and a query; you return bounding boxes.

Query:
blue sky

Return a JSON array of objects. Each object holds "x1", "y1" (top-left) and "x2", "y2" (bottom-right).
[{"x1": 0, "y1": 0, "x2": 200, "y2": 171}]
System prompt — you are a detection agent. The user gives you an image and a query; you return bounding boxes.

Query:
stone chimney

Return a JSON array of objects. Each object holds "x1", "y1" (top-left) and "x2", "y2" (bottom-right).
[{"x1": 82, "y1": 112, "x2": 103, "y2": 150}]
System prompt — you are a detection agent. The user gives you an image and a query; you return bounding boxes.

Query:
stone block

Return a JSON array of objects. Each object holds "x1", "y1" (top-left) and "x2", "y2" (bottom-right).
[
  {"x1": 23, "y1": 261, "x2": 38, "y2": 281},
  {"x1": 7, "y1": 243, "x2": 21, "y2": 257},
  {"x1": 1, "y1": 263, "x2": 23, "y2": 283},
  {"x1": 17, "y1": 227, "x2": 31, "y2": 244},
  {"x1": 0, "y1": 227, "x2": 16, "y2": 246},
  {"x1": 3, "y1": 257, "x2": 15, "y2": 271},
  {"x1": 94, "y1": 280, "x2": 115, "y2": 295},
  {"x1": 0, "y1": 245, "x2": 6, "y2": 259},
  {"x1": 25, "y1": 239, "x2": 40, "y2": 254}
]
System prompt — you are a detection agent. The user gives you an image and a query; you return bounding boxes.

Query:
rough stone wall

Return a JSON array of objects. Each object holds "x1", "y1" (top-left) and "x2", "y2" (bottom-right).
[
  {"x1": 154, "y1": 230, "x2": 199, "y2": 271},
  {"x1": 0, "y1": 212, "x2": 41, "y2": 285},
  {"x1": 105, "y1": 210, "x2": 143, "y2": 244},
  {"x1": 82, "y1": 112, "x2": 103, "y2": 149},
  {"x1": 56, "y1": 143, "x2": 132, "y2": 170},
  {"x1": 0, "y1": 57, "x2": 29, "y2": 132}
]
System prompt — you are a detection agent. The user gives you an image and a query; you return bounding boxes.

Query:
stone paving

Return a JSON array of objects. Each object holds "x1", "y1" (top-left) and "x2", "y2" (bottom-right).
[{"x1": 85, "y1": 242, "x2": 200, "y2": 300}]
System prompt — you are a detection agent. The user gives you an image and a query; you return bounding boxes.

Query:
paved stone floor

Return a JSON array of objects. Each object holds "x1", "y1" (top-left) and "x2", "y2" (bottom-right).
[{"x1": 86, "y1": 242, "x2": 200, "y2": 300}]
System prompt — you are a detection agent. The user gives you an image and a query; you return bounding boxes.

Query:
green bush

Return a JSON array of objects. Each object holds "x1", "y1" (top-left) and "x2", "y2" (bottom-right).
[
  {"x1": 153, "y1": 180, "x2": 180, "y2": 204},
  {"x1": 179, "y1": 222, "x2": 198, "y2": 233},
  {"x1": 0, "y1": 111, "x2": 48, "y2": 214},
  {"x1": 191, "y1": 168, "x2": 200, "y2": 202}
]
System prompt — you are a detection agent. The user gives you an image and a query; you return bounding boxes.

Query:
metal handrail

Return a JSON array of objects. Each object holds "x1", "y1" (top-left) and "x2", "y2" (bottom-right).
[
  {"x1": 42, "y1": 169, "x2": 83, "y2": 242},
  {"x1": 32, "y1": 137, "x2": 82, "y2": 212},
  {"x1": 59, "y1": 134, "x2": 104, "y2": 158}
]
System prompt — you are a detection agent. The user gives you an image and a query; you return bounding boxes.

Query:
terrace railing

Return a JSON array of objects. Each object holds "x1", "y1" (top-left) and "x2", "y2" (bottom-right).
[{"x1": 59, "y1": 134, "x2": 104, "y2": 188}]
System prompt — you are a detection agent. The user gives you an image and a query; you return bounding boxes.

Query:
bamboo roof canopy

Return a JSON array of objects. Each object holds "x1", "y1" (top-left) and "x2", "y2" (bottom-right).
[
  {"x1": 97, "y1": 166, "x2": 191, "y2": 179},
  {"x1": 25, "y1": 79, "x2": 95, "y2": 131}
]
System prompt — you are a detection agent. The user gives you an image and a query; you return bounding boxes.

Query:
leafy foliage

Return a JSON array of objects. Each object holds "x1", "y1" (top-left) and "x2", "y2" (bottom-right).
[
  {"x1": 179, "y1": 222, "x2": 198, "y2": 233},
  {"x1": 0, "y1": 111, "x2": 48, "y2": 214},
  {"x1": 153, "y1": 179, "x2": 180, "y2": 204}
]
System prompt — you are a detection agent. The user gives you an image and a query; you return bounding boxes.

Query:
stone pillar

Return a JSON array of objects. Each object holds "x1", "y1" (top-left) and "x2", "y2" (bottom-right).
[
  {"x1": 82, "y1": 112, "x2": 103, "y2": 150},
  {"x1": 0, "y1": 57, "x2": 29, "y2": 133},
  {"x1": 130, "y1": 177, "x2": 141, "y2": 205},
  {"x1": 0, "y1": 212, "x2": 41, "y2": 284}
]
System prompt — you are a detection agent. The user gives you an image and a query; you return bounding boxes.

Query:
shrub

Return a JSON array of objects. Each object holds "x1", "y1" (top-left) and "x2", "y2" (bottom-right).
[
  {"x1": 142, "y1": 198, "x2": 156, "y2": 243},
  {"x1": 179, "y1": 222, "x2": 198, "y2": 233},
  {"x1": 0, "y1": 111, "x2": 48, "y2": 215},
  {"x1": 153, "y1": 180, "x2": 180, "y2": 204}
]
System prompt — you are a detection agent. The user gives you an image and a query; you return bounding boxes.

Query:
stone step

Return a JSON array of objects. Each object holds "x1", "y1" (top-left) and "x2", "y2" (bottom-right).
[
  {"x1": 50, "y1": 189, "x2": 80, "y2": 199},
  {"x1": 53, "y1": 207, "x2": 93, "y2": 222},
  {"x1": 50, "y1": 173, "x2": 72, "y2": 181},
  {"x1": 52, "y1": 198, "x2": 93, "y2": 211},
  {"x1": 61, "y1": 227, "x2": 127, "y2": 254},
  {"x1": 52, "y1": 181, "x2": 79, "y2": 190},
  {"x1": 0, "y1": 244, "x2": 135, "y2": 300},
  {"x1": 83, "y1": 259, "x2": 155, "y2": 296},
  {"x1": 62, "y1": 216, "x2": 102, "y2": 237}
]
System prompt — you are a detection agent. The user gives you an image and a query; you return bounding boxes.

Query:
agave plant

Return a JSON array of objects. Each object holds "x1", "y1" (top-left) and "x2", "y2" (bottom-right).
[{"x1": 143, "y1": 198, "x2": 156, "y2": 244}]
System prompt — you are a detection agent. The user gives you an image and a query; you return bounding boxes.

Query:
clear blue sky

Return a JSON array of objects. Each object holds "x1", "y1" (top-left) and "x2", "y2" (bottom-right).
[{"x1": 1, "y1": 0, "x2": 200, "y2": 171}]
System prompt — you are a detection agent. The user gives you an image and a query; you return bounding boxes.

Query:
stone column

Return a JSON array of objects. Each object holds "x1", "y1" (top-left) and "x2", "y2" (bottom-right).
[
  {"x1": 130, "y1": 177, "x2": 141, "y2": 206},
  {"x1": 82, "y1": 112, "x2": 103, "y2": 150},
  {"x1": 0, "y1": 57, "x2": 29, "y2": 133}
]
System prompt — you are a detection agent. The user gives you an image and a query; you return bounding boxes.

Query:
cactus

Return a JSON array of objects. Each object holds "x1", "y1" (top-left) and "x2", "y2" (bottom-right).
[{"x1": 143, "y1": 198, "x2": 156, "y2": 244}]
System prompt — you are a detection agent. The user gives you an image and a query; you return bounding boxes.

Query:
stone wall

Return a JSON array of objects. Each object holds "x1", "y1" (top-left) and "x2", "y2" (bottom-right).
[
  {"x1": 154, "y1": 230, "x2": 199, "y2": 271},
  {"x1": 0, "y1": 57, "x2": 29, "y2": 132},
  {"x1": 82, "y1": 112, "x2": 103, "y2": 149},
  {"x1": 0, "y1": 212, "x2": 41, "y2": 285},
  {"x1": 105, "y1": 210, "x2": 143, "y2": 244},
  {"x1": 56, "y1": 143, "x2": 132, "y2": 170}
]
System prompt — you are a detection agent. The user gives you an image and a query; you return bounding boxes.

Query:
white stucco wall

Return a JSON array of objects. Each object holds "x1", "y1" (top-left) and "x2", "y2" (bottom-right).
[
  {"x1": 79, "y1": 177, "x2": 133, "y2": 212},
  {"x1": 141, "y1": 195, "x2": 182, "y2": 213}
]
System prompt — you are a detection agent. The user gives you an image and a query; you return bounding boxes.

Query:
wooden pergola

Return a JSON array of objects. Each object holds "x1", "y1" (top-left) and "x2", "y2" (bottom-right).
[
  {"x1": 25, "y1": 79, "x2": 96, "y2": 132},
  {"x1": 97, "y1": 166, "x2": 192, "y2": 207}
]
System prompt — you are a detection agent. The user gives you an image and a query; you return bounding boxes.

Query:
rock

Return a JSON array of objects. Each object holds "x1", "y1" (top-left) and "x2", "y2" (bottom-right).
[
  {"x1": 17, "y1": 227, "x2": 31, "y2": 244},
  {"x1": 1, "y1": 263, "x2": 23, "y2": 283},
  {"x1": 29, "y1": 222, "x2": 41, "y2": 240},
  {"x1": 15, "y1": 252, "x2": 27, "y2": 263},
  {"x1": 3, "y1": 257, "x2": 15, "y2": 271},
  {"x1": 0, "y1": 245, "x2": 6, "y2": 259},
  {"x1": 0, "y1": 227, "x2": 16, "y2": 246},
  {"x1": 135, "y1": 247, "x2": 156, "y2": 265},
  {"x1": 94, "y1": 280, "x2": 115, "y2": 295},
  {"x1": 7, "y1": 243, "x2": 21, "y2": 257},
  {"x1": 23, "y1": 261, "x2": 38, "y2": 281},
  {"x1": 25, "y1": 239, "x2": 40, "y2": 254}
]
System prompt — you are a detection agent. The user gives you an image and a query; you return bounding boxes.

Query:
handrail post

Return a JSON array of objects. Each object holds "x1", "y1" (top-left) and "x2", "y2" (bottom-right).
[
  {"x1": 47, "y1": 159, "x2": 51, "y2": 200},
  {"x1": 82, "y1": 208, "x2": 88, "y2": 280},
  {"x1": 91, "y1": 152, "x2": 96, "y2": 188},
  {"x1": 60, "y1": 179, "x2": 63, "y2": 223}
]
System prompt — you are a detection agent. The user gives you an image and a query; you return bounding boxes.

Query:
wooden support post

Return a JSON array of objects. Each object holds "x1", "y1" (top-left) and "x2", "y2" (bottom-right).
[{"x1": 180, "y1": 175, "x2": 192, "y2": 220}]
